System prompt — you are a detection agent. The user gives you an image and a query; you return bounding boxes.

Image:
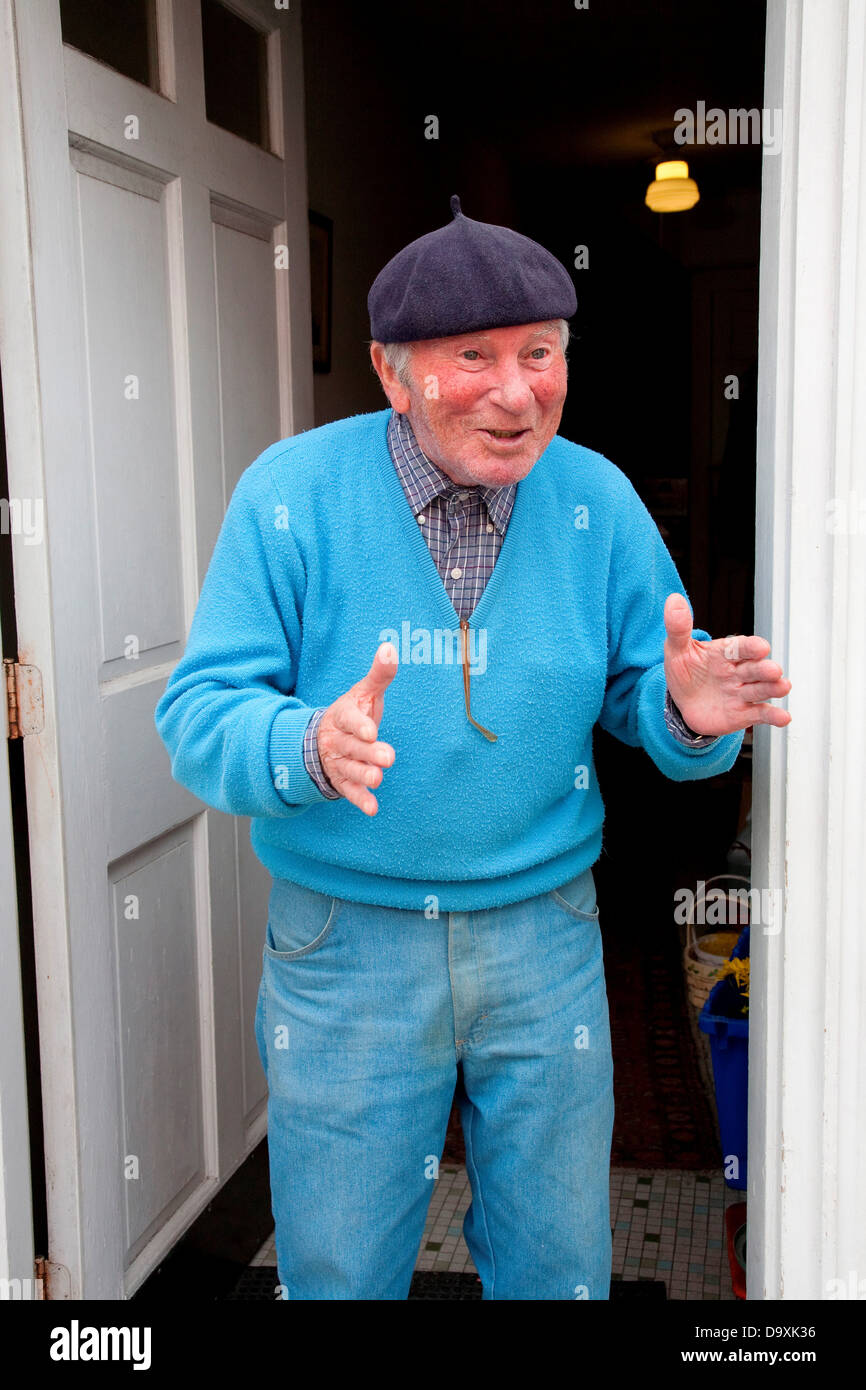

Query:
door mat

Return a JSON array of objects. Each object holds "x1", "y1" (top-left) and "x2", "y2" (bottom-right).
[{"x1": 224, "y1": 1266, "x2": 666, "y2": 1301}]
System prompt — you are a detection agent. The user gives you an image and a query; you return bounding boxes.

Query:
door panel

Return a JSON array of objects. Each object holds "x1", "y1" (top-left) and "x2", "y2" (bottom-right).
[
  {"x1": 111, "y1": 830, "x2": 205, "y2": 1260},
  {"x1": 213, "y1": 213, "x2": 283, "y2": 478},
  {"x1": 74, "y1": 155, "x2": 185, "y2": 672}
]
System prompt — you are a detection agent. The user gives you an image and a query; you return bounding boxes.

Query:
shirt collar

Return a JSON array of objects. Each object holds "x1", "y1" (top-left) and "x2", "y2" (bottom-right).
[{"x1": 386, "y1": 408, "x2": 516, "y2": 535}]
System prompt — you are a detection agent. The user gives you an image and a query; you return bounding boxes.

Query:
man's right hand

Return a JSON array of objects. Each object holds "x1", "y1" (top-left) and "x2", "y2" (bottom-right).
[{"x1": 316, "y1": 642, "x2": 398, "y2": 816}]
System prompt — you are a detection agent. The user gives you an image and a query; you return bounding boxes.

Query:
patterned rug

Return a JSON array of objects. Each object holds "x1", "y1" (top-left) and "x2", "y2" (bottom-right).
[{"x1": 600, "y1": 891, "x2": 721, "y2": 1168}]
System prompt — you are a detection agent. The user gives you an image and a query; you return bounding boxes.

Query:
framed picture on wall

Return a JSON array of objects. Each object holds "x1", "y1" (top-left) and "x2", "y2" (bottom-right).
[{"x1": 309, "y1": 210, "x2": 332, "y2": 373}]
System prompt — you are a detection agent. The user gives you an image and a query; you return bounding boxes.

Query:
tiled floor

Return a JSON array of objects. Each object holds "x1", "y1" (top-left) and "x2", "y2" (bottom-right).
[
  {"x1": 250, "y1": 1230, "x2": 276, "y2": 1268},
  {"x1": 413, "y1": 1164, "x2": 478, "y2": 1275},
  {"x1": 250, "y1": 1164, "x2": 744, "y2": 1299},
  {"x1": 610, "y1": 1168, "x2": 742, "y2": 1300}
]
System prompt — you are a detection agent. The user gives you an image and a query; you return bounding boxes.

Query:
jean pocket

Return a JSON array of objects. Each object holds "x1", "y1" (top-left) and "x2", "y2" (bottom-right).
[
  {"x1": 264, "y1": 877, "x2": 341, "y2": 960},
  {"x1": 549, "y1": 869, "x2": 600, "y2": 922}
]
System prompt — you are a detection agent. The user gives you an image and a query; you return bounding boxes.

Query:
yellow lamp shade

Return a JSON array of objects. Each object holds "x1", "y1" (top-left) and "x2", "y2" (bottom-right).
[{"x1": 645, "y1": 159, "x2": 700, "y2": 212}]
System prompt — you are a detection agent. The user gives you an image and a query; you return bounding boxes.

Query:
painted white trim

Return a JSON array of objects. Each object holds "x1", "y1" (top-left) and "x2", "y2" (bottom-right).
[
  {"x1": 752, "y1": 0, "x2": 866, "y2": 1299},
  {"x1": 0, "y1": 610, "x2": 36, "y2": 1293},
  {"x1": 274, "y1": 6, "x2": 315, "y2": 437},
  {"x1": 0, "y1": 0, "x2": 83, "y2": 1297}
]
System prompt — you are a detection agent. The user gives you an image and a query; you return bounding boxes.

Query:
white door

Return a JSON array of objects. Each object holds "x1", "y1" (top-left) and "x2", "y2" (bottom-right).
[{"x1": 0, "y1": 0, "x2": 313, "y2": 1298}]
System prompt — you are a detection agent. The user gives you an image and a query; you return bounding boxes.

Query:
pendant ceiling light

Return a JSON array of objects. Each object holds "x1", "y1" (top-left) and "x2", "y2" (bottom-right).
[{"x1": 645, "y1": 159, "x2": 700, "y2": 212}]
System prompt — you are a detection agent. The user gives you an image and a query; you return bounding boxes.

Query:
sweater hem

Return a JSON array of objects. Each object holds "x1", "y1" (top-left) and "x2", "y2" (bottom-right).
[{"x1": 249, "y1": 825, "x2": 604, "y2": 912}]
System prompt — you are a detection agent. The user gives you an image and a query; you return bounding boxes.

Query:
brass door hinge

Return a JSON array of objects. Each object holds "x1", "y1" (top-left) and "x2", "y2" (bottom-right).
[
  {"x1": 4, "y1": 659, "x2": 44, "y2": 739},
  {"x1": 33, "y1": 1256, "x2": 70, "y2": 1299}
]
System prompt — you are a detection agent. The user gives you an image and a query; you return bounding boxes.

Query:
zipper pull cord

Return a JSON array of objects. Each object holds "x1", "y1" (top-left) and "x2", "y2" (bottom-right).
[{"x1": 459, "y1": 619, "x2": 497, "y2": 742}]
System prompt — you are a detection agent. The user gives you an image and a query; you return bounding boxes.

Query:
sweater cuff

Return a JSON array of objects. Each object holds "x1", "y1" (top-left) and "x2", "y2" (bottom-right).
[{"x1": 269, "y1": 706, "x2": 334, "y2": 806}]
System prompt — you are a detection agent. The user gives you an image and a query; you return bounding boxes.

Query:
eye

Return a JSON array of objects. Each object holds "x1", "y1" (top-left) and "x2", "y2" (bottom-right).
[
  {"x1": 460, "y1": 349, "x2": 482, "y2": 360},
  {"x1": 529, "y1": 346, "x2": 550, "y2": 359}
]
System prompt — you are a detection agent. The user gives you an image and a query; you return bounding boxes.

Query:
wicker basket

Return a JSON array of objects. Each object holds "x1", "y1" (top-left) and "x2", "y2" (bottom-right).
[{"x1": 683, "y1": 875, "x2": 750, "y2": 1010}]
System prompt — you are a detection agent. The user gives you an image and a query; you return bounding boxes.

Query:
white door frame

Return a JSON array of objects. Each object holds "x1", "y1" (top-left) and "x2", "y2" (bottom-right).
[
  {"x1": 0, "y1": 608, "x2": 36, "y2": 1296},
  {"x1": 0, "y1": 0, "x2": 60, "y2": 1300},
  {"x1": 751, "y1": 0, "x2": 866, "y2": 1298}
]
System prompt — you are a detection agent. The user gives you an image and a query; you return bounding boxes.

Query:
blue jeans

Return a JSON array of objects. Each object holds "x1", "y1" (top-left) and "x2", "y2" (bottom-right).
[{"x1": 254, "y1": 866, "x2": 614, "y2": 1300}]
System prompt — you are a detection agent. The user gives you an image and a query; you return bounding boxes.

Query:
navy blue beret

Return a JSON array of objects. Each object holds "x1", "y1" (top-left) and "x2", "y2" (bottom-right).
[{"x1": 368, "y1": 195, "x2": 577, "y2": 343}]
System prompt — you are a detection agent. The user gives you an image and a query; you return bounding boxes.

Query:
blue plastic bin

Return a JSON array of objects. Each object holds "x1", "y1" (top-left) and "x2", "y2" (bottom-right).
[{"x1": 699, "y1": 926, "x2": 749, "y2": 1190}]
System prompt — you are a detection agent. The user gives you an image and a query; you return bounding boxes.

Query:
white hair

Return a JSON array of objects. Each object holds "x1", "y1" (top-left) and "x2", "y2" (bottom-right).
[{"x1": 378, "y1": 319, "x2": 570, "y2": 389}]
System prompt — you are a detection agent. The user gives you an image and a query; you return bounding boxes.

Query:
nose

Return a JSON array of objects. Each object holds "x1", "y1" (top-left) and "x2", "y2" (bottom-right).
[{"x1": 486, "y1": 357, "x2": 534, "y2": 414}]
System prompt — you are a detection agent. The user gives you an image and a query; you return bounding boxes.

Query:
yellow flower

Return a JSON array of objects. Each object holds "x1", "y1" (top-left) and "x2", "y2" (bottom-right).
[{"x1": 719, "y1": 957, "x2": 750, "y2": 1015}]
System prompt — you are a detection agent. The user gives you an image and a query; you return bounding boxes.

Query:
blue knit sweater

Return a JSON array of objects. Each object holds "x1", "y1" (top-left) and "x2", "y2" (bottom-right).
[{"x1": 154, "y1": 409, "x2": 744, "y2": 910}]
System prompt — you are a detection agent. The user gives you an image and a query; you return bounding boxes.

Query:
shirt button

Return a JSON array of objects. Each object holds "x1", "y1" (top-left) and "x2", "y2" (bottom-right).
[
  {"x1": 486, "y1": 522, "x2": 494, "y2": 532},
  {"x1": 451, "y1": 566, "x2": 463, "y2": 579},
  {"x1": 417, "y1": 514, "x2": 426, "y2": 524},
  {"x1": 458, "y1": 491, "x2": 470, "y2": 500}
]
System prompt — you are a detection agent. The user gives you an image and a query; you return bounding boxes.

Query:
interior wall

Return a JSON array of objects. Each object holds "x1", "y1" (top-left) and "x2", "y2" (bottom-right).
[
  {"x1": 301, "y1": 5, "x2": 527, "y2": 426},
  {"x1": 301, "y1": 4, "x2": 444, "y2": 424},
  {"x1": 303, "y1": 4, "x2": 398, "y2": 422}
]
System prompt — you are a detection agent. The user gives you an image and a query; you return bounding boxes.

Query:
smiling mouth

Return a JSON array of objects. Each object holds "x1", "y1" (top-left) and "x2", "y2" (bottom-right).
[{"x1": 480, "y1": 428, "x2": 529, "y2": 440}]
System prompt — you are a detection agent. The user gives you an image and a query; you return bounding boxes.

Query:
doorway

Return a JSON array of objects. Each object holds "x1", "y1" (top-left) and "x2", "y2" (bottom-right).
[{"x1": 244, "y1": 0, "x2": 768, "y2": 1301}]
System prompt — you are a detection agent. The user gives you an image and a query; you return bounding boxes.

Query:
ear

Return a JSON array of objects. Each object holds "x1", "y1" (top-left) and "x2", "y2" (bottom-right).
[{"x1": 370, "y1": 342, "x2": 412, "y2": 413}]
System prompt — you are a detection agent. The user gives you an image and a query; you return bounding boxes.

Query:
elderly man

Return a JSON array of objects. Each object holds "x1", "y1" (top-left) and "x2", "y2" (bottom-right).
[{"x1": 154, "y1": 196, "x2": 791, "y2": 1301}]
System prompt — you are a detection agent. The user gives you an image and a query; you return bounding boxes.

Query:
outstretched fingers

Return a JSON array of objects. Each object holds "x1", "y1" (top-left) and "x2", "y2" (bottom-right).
[
  {"x1": 736, "y1": 678, "x2": 793, "y2": 703},
  {"x1": 338, "y1": 779, "x2": 379, "y2": 817},
  {"x1": 740, "y1": 702, "x2": 793, "y2": 729}
]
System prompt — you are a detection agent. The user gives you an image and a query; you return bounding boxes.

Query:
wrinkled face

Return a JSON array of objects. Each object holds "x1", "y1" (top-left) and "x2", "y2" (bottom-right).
[{"x1": 371, "y1": 321, "x2": 569, "y2": 488}]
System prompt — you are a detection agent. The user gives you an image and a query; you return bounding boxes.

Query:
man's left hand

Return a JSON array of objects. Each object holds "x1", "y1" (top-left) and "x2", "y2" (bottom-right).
[{"x1": 663, "y1": 593, "x2": 793, "y2": 737}]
